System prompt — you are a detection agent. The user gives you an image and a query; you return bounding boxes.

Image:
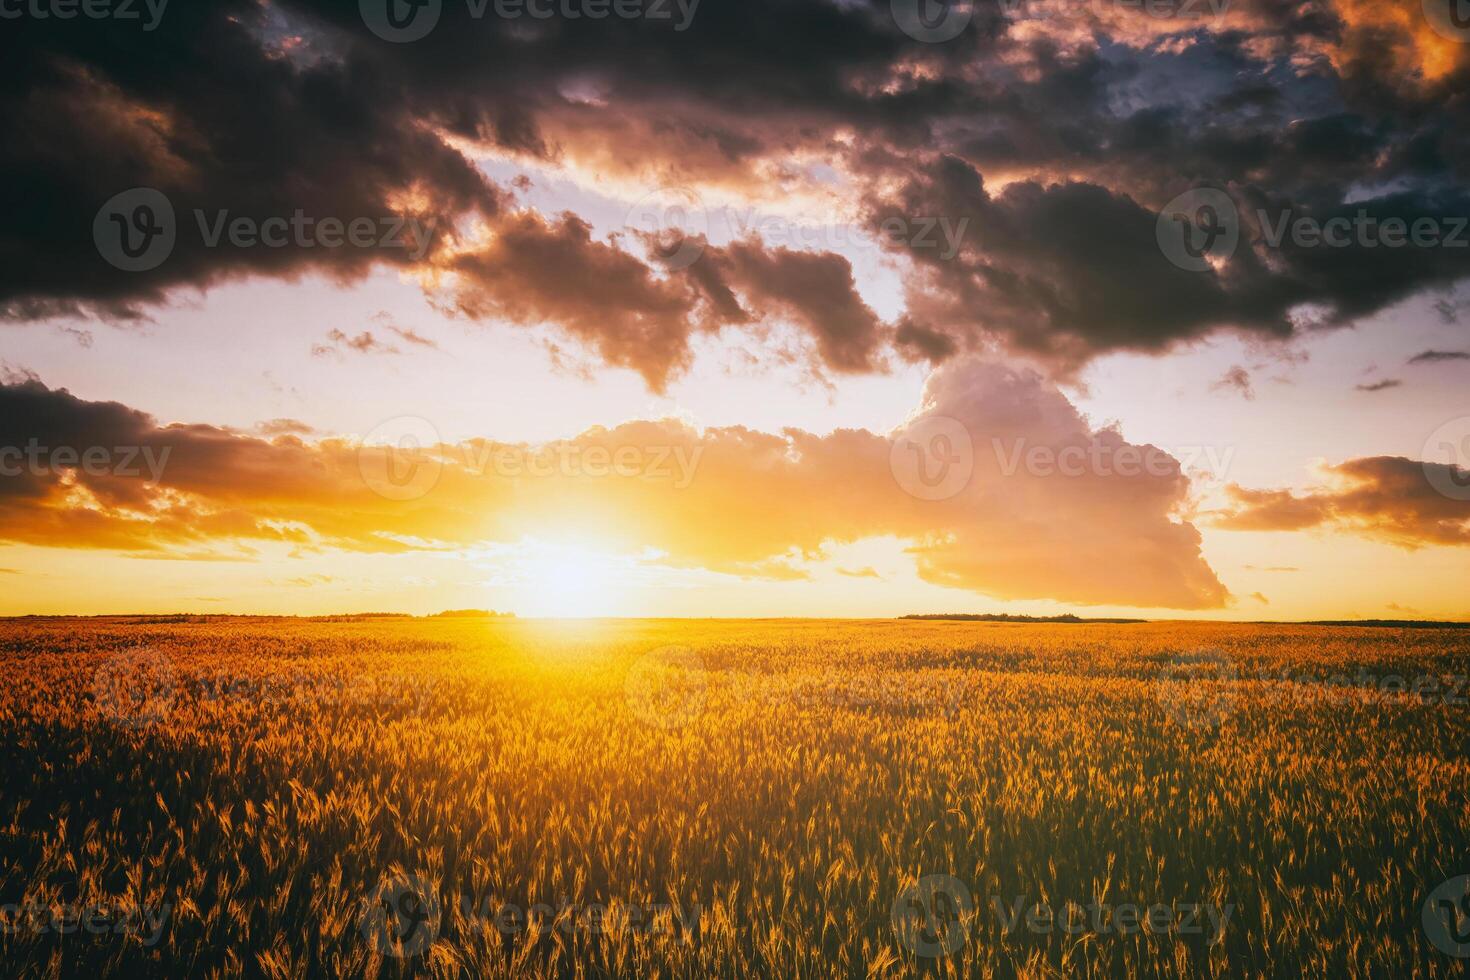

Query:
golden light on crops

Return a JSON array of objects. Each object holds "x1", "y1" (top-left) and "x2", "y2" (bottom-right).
[{"x1": 5, "y1": 615, "x2": 1468, "y2": 976}]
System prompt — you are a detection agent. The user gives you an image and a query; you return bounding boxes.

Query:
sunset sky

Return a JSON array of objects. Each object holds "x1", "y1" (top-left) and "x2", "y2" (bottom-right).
[{"x1": 2, "y1": 0, "x2": 1468, "y2": 618}]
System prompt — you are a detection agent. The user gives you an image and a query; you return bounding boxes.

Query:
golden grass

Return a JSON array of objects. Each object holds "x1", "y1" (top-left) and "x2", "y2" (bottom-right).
[{"x1": 0, "y1": 617, "x2": 1467, "y2": 977}]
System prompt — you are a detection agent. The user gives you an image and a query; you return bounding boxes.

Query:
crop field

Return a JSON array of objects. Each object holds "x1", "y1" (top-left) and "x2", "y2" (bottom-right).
[{"x1": 1, "y1": 616, "x2": 1468, "y2": 978}]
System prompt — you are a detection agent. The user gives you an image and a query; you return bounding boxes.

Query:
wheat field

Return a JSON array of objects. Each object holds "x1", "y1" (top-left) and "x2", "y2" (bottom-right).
[{"x1": 0, "y1": 616, "x2": 1467, "y2": 977}]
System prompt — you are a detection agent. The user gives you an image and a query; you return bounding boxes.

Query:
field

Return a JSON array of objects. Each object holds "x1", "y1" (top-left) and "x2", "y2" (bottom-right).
[{"x1": 1, "y1": 617, "x2": 1468, "y2": 977}]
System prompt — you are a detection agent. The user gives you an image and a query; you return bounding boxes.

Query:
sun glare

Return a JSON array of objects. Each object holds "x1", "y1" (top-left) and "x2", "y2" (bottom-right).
[{"x1": 500, "y1": 539, "x2": 628, "y2": 618}]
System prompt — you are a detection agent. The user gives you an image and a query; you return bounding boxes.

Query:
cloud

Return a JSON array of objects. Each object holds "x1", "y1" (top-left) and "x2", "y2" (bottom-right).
[
  {"x1": 835, "y1": 566, "x2": 881, "y2": 579},
  {"x1": 1214, "y1": 456, "x2": 1470, "y2": 547},
  {"x1": 439, "y1": 211, "x2": 891, "y2": 389},
  {"x1": 389, "y1": 325, "x2": 438, "y2": 349},
  {"x1": 867, "y1": 156, "x2": 1470, "y2": 373},
  {"x1": 0, "y1": 360, "x2": 1227, "y2": 608},
  {"x1": 1435, "y1": 299, "x2": 1466, "y2": 325},
  {"x1": 440, "y1": 210, "x2": 712, "y2": 390},
  {"x1": 0, "y1": 6, "x2": 501, "y2": 322},
  {"x1": 2, "y1": 0, "x2": 1467, "y2": 385},
  {"x1": 284, "y1": 574, "x2": 334, "y2": 588},
  {"x1": 312, "y1": 329, "x2": 401, "y2": 357},
  {"x1": 864, "y1": 162, "x2": 1286, "y2": 369},
  {"x1": 1355, "y1": 379, "x2": 1403, "y2": 392},
  {"x1": 1213, "y1": 366, "x2": 1255, "y2": 399},
  {"x1": 694, "y1": 239, "x2": 890, "y2": 375},
  {"x1": 1408, "y1": 349, "x2": 1470, "y2": 364},
  {"x1": 257, "y1": 419, "x2": 317, "y2": 437},
  {"x1": 1249, "y1": 591, "x2": 1269, "y2": 604}
]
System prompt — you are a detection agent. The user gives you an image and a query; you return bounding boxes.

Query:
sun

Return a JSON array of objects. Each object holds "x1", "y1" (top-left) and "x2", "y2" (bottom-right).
[
  {"x1": 505, "y1": 539, "x2": 629, "y2": 618},
  {"x1": 525, "y1": 549, "x2": 603, "y2": 611}
]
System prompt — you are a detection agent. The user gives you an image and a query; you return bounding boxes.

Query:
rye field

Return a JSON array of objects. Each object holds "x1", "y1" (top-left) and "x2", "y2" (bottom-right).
[{"x1": 0, "y1": 616, "x2": 1467, "y2": 978}]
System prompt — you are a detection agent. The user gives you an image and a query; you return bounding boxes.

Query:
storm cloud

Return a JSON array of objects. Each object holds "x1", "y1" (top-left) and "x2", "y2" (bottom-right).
[{"x1": 3, "y1": 0, "x2": 1468, "y2": 383}]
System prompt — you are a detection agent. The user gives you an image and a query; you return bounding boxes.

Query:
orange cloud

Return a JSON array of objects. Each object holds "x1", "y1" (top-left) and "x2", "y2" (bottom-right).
[
  {"x1": 1215, "y1": 457, "x2": 1470, "y2": 547},
  {"x1": 0, "y1": 361, "x2": 1227, "y2": 608},
  {"x1": 1326, "y1": 0, "x2": 1467, "y2": 85}
]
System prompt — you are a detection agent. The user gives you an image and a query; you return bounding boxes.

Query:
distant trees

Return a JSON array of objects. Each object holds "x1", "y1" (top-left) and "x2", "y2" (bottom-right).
[{"x1": 430, "y1": 609, "x2": 517, "y2": 618}]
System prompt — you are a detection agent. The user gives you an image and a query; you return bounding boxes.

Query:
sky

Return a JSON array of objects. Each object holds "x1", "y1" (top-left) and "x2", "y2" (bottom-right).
[{"x1": 1, "y1": 0, "x2": 1468, "y2": 618}]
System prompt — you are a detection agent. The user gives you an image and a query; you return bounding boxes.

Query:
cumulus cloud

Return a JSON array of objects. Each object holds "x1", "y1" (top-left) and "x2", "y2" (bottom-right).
[
  {"x1": 867, "y1": 156, "x2": 1470, "y2": 372},
  {"x1": 0, "y1": 360, "x2": 1227, "y2": 608},
  {"x1": 440, "y1": 210, "x2": 711, "y2": 389},
  {"x1": 864, "y1": 161, "x2": 1279, "y2": 368},
  {"x1": 693, "y1": 239, "x2": 890, "y2": 375},
  {"x1": 437, "y1": 211, "x2": 891, "y2": 389}
]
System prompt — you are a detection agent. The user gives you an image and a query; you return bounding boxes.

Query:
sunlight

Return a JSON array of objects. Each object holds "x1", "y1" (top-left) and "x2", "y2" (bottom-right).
[
  {"x1": 494, "y1": 539, "x2": 630, "y2": 618},
  {"x1": 524, "y1": 547, "x2": 605, "y2": 614}
]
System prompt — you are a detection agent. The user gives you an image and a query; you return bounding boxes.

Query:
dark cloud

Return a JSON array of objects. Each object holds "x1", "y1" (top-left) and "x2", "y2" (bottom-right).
[
  {"x1": 442, "y1": 210, "x2": 713, "y2": 389},
  {"x1": 693, "y1": 238, "x2": 890, "y2": 375},
  {"x1": 867, "y1": 155, "x2": 1470, "y2": 371},
  {"x1": 0, "y1": 1, "x2": 500, "y2": 321},
  {"x1": 442, "y1": 213, "x2": 889, "y2": 389},
  {"x1": 1, "y1": 0, "x2": 1467, "y2": 381},
  {"x1": 865, "y1": 159, "x2": 1286, "y2": 368}
]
